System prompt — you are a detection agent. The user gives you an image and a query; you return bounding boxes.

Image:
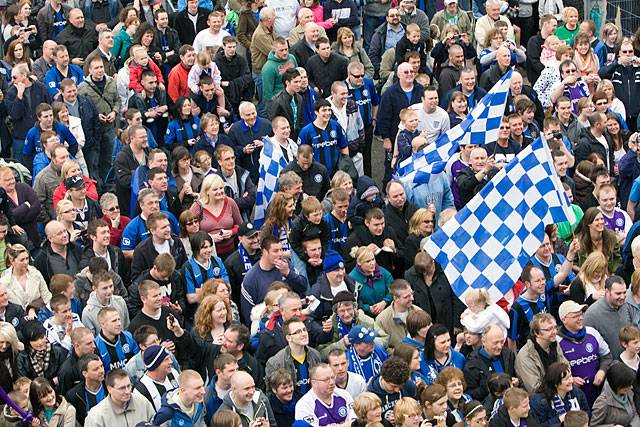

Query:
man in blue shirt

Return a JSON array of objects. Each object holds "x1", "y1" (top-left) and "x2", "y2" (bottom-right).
[
  {"x1": 297, "y1": 99, "x2": 348, "y2": 177},
  {"x1": 44, "y1": 45, "x2": 84, "y2": 99}
]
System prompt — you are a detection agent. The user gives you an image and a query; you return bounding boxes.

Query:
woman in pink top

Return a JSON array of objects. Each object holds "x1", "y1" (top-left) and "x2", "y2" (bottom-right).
[
  {"x1": 301, "y1": 0, "x2": 336, "y2": 29},
  {"x1": 190, "y1": 174, "x2": 242, "y2": 259}
]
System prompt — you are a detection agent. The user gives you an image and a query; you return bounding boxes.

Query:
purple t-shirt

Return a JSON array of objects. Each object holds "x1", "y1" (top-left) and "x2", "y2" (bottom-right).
[{"x1": 602, "y1": 209, "x2": 628, "y2": 233}]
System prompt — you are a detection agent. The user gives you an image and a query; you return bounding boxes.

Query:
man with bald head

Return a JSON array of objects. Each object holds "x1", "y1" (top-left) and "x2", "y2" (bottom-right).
[
  {"x1": 289, "y1": 9, "x2": 327, "y2": 45},
  {"x1": 33, "y1": 40, "x2": 58, "y2": 82},
  {"x1": 463, "y1": 324, "x2": 517, "y2": 402},
  {"x1": 34, "y1": 220, "x2": 83, "y2": 283},
  {"x1": 56, "y1": 8, "x2": 99, "y2": 67},
  {"x1": 291, "y1": 23, "x2": 321, "y2": 69},
  {"x1": 219, "y1": 371, "x2": 277, "y2": 427},
  {"x1": 438, "y1": 44, "x2": 465, "y2": 99},
  {"x1": 479, "y1": 45, "x2": 512, "y2": 91},
  {"x1": 456, "y1": 146, "x2": 498, "y2": 206}
]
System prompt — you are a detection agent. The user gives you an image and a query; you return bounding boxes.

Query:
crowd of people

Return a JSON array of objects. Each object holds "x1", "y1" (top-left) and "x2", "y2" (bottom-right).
[{"x1": 0, "y1": 0, "x2": 640, "y2": 425}]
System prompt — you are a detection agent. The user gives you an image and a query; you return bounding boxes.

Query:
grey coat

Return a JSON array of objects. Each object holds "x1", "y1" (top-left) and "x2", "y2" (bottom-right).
[
  {"x1": 265, "y1": 346, "x2": 322, "y2": 391},
  {"x1": 219, "y1": 390, "x2": 276, "y2": 427},
  {"x1": 584, "y1": 298, "x2": 640, "y2": 359},
  {"x1": 591, "y1": 382, "x2": 640, "y2": 427}
]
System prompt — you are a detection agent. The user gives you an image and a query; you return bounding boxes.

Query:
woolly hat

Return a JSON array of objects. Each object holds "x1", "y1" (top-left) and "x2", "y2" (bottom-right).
[
  {"x1": 143, "y1": 345, "x2": 171, "y2": 371},
  {"x1": 348, "y1": 325, "x2": 377, "y2": 344},
  {"x1": 323, "y1": 251, "x2": 345, "y2": 273},
  {"x1": 332, "y1": 291, "x2": 356, "y2": 306}
]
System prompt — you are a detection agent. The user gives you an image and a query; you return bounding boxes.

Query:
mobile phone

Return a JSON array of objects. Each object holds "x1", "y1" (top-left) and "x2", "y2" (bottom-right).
[{"x1": 167, "y1": 313, "x2": 177, "y2": 326}]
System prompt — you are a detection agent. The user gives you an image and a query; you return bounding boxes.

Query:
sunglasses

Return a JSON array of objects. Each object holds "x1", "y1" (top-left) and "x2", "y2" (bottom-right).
[
  {"x1": 351, "y1": 73, "x2": 365, "y2": 78},
  {"x1": 186, "y1": 220, "x2": 199, "y2": 226},
  {"x1": 106, "y1": 206, "x2": 120, "y2": 212}
]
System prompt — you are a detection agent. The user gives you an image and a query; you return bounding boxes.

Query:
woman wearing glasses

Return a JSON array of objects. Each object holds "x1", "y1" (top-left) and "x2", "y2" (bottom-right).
[{"x1": 99, "y1": 192, "x2": 131, "y2": 247}]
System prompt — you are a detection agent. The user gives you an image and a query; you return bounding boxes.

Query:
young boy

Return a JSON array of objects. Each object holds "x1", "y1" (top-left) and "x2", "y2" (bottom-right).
[
  {"x1": 12, "y1": 378, "x2": 31, "y2": 396},
  {"x1": 393, "y1": 108, "x2": 421, "y2": 170},
  {"x1": 38, "y1": 274, "x2": 83, "y2": 322},
  {"x1": 619, "y1": 324, "x2": 640, "y2": 371},
  {"x1": 81, "y1": 271, "x2": 130, "y2": 335},
  {"x1": 0, "y1": 390, "x2": 33, "y2": 427},
  {"x1": 43, "y1": 294, "x2": 85, "y2": 352},
  {"x1": 324, "y1": 188, "x2": 350, "y2": 256},
  {"x1": 289, "y1": 196, "x2": 331, "y2": 264},
  {"x1": 394, "y1": 24, "x2": 427, "y2": 74},
  {"x1": 128, "y1": 46, "x2": 166, "y2": 93},
  {"x1": 515, "y1": 97, "x2": 540, "y2": 140},
  {"x1": 563, "y1": 411, "x2": 589, "y2": 427}
]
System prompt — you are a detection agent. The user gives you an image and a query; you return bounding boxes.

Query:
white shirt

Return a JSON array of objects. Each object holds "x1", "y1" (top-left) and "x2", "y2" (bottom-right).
[
  {"x1": 265, "y1": 0, "x2": 298, "y2": 38},
  {"x1": 410, "y1": 104, "x2": 451, "y2": 145},
  {"x1": 193, "y1": 28, "x2": 231, "y2": 53},
  {"x1": 295, "y1": 388, "x2": 356, "y2": 427}
]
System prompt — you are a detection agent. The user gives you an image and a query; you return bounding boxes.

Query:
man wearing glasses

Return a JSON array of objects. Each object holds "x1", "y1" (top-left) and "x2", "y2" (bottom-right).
[
  {"x1": 295, "y1": 363, "x2": 356, "y2": 427},
  {"x1": 265, "y1": 316, "x2": 322, "y2": 399},
  {"x1": 369, "y1": 8, "x2": 405, "y2": 80},
  {"x1": 600, "y1": 38, "x2": 640, "y2": 132}
]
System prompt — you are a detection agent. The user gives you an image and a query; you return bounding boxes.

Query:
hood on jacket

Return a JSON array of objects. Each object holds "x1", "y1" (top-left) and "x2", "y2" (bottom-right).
[
  {"x1": 266, "y1": 50, "x2": 295, "y2": 64},
  {"x1": 155, "y1": 388, "x2": 204, "y2": 425},
  {"x1": 355, "y1": 175, "x2": 379, "y2": 199},
  {"x1": 85, "y1": 291, "x2": 112, "y2": 310}
]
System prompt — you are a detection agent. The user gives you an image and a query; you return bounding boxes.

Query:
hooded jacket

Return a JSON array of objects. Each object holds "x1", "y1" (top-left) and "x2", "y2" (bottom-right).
[
  {"x1": 214, "y1": 48, "x2": 253, "y2": 108},
  {"x1": 591, "y1": 381, "x2": 640, "y2": 427},
  {"x1": 153, "y1": 389, "x2": 206, "y2": 427},
  {"x1": 347, "y1": 175, "x2": 385, "y2": 227},
  {"x1": 219, "y1": 390, "x2": 276, "y2": 427},
  {"x1": 261, "y1": 51, "x2": 298, "y2": 101},
  {"x1": 599, "y1": 61, "x2": 640, "y2": 118},
  {"x1": 74, "y1": 266, "x2": 128, "y2": 307},
  {"x1": 82, "y1": 292, "x2": 130, "y2": 335}
]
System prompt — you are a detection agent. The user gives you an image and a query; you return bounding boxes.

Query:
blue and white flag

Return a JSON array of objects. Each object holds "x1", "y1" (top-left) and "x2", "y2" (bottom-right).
[
  {"x1": 396, "y1": 69, "x2": 513, "y2": 186},
  {"x1": 424, "y1": 137, "x2": 575, "y2": 304},
  {"x1": 253, "y1": 137, "x2": 290, "y2": 228}
]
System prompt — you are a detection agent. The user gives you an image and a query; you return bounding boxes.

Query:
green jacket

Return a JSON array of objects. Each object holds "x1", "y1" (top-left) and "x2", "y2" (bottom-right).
[
  {"x1": 111, "y1": 28, "x2": 134, "y2": 64},
  {"x1": 261, "y1": 51, "x2": 298, "y2": 101},
  {"x1": 349, "y1": 266, "x2": 394, "y2": 318}
]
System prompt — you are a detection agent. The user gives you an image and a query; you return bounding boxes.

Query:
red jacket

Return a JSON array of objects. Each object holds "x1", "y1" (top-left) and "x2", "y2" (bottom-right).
[
  {"x1": 128, "y1": 59, "x2": 165, "y2": 92},
  {"x1": 52, "y1": 176, "x2": 98, "y2": 209},
  {"x1": 167, "y1": 62, "x2": 191, "y2": 102}
]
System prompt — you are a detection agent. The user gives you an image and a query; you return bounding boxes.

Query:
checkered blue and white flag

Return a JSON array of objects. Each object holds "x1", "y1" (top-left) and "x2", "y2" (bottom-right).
[
  {"x1": 424, "y1": 136, "x2": 575, "y2": 304},
  {"x1": 253, "y1": 137, "x2": 289, "y2": 228},
  {"x1": 395, "y1": 69, "x2": 513, "y2": 186}
]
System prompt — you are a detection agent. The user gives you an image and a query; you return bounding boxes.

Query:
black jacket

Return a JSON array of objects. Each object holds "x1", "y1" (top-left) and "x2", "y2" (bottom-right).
[
  {"x1": 306, "y1": 53, "x2": 349, "y2": 98},
  {"x1": 151, "y1": 27, "x2": 182, "y2": 67},
  {"x1": 114, "y1": 145, "x2": 150, "y2": 217},
  {"x1": 457, "y1": 166, "x2": 499, "y2": 207},
  {"x1": 463, "y1": 347, "x2": 516, "y2": 402},
  {"x1": 130, "y1": 236, "x2": 187, "y2": 282},
  {"x1": 267, "y1": 89, "x2": 304, "y2": 139},
  {"x1": 128, "y1": 269, "x2": 187, "y2": 320},
  {"x1": 404, "y1": 264, "x2": 464, "y2": 335},
  {"x1": 525, "y1": 32, "x2": 545, "y2": 85},
  {"x1": 224, "y1": 246, "x2": 261, "y2": 313},
  {"x1": 172, "y1": 8, "x2": 209, "y2": 46},
  {"x1": 33, "y1": 241, "x2": 83, "y2": 284},
  {"x1": 57, "y1": 350, "x2": 82, "y2": 396},
  {"x1": 309, "y1": 273, "x2": 357, "y2": 321},
  {"x1": 268, "y1": 393, "x2": 295, "y2": 427},
  {"x1": 281, "y1": 160, "x2": 330, "y2": 201},
  {"x1": 343, "y1": 224, "x2": 399, "y2": 275},
  {"x1": 290, "y1": 39, "x2": 316, "y2": 69},
  {"x1": 599, "y1": 61, "x2": 640, "y2": 117},
  {"x1": 79, "y1": 244, "x2": 128, "y2": 286},
  {"x1": 5, "y1": 80, "x2": 52, "y2": 140},
  {"x1": 575, "y1": 130, "x2": 615, "y2": 176},
  {"x1": 489, "y1": 403, "x2": 540, "y2": 427},
  {"x1": 214, "y1": 49, "x2": 253, "y2": 108},
  {"x1": 255, "y1": 316, "x2": 327, "y2": 366},
  {"x1": 479, "y1": 63, "x2": 511, "y2": 92},
  {"x1": 383, "y1": 202, "x2": 418, "y2": 243},
  {"x1": 16, "y1": 345, "x2": 66, "y2": 382},
  {"x1": 56, "y1": 24, "x2": 98, "y2": 61},
  {"x1": 66, "y1": 381, "x2": 107, "y2": 425},
  {"x1": 0, "y1": 351, "x2": 17, "y2": 393}
]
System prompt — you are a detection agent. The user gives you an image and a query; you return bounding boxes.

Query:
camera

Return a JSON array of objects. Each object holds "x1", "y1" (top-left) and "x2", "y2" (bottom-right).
[{"x1": 553, "y1": 132, "x2": 563, "y2": 140}]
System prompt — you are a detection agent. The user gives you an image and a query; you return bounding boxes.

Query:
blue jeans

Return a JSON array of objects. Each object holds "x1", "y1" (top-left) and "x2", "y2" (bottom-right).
[
  {"x1": 84, "y1": 145, "x2": 100, "y2": 182},
  {"x1": 253, "y1": 72, "x2": 266, "y2": 118},
  {"x1": 363, "y1": 14, "x2": 386, "y2": 53},
  {"x1": 99, "y1": 127, "x2": 116, "y2": 179},
  {"x1": 12, "y1": 138, "x2": 24, "y2": 163}
]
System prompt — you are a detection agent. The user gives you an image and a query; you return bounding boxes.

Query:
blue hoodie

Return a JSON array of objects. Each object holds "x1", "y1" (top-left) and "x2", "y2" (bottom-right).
[{"x1": 153, "y1": 389, "x2": 206, "y2": 427}]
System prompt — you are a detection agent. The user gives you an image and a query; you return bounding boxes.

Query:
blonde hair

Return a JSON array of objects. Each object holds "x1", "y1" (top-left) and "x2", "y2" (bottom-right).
[
  {"x1": 194, "y1": 295, "x2": 230, "y2": 337},
  {"x1": 562, "y1": 6, "x2": 578, "y2": 21},
  {"x1": 5, "y1": 244, "x2": 28, "y2": 267},
  {"x1": 61, "y1": 159, "x2": 82, "y2": 180},
  {"x1": 350, "y1": 246, "x2": 375, "y2": 266},
  {"x1": 408, "y1": 208, "x2": 434, "y2": 236},
  {"x1": 330, "y1": 170, "x2": 352, "y2": 190},
  {"x1": 198, "y1": 278, "x2": 231, "y2": 302},
  {"x1": 578, "y1": 252, "x2": 608, "y2": 289},
  {"x1": 600, "y1": 22, "x2": 620, "y2": 43},
  {"x1": 0, "y1": 322, "x2": 20, "y2": 355},
  {"x1": 465, "y1": 288, "x2": 491, "y2": 309},
  {"x1": 198, "y1": 173, "x2": 225, "y2": 205},
  {"x1": 260, "y1": 288, "x2": 287, "y2": 318},
  {"x1": 406, "y1": 23, "x2": 420, "y2": 35},
  {"x1": 394, "y1": 397, "x2": 422, "y2": 425},
  {"x1": 353, "y1": 392, "x2": 382, "y2": 421},
  {"x1": 197, "y1": 51, "x2": 211, "y2": 67},
  {"x1": 56, "y1": 199, "x2": 74, "y2": 221}
]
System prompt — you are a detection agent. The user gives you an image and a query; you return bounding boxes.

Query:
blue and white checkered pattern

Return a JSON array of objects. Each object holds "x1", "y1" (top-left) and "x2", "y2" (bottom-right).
[
  {"x1": 396, "y1": 69, "x2": 513, "y2": 186},
  {"x1": 253, "y1": 137, "x2": 290, "y2": 228},
  {"x1": 424, "y1": 137, "x2": 576, "y2": 304}
]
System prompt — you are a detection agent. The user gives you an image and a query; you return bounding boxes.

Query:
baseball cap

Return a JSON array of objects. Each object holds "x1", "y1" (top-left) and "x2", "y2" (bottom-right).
[
  {"x1": 558, "y1": 300, "x2": 587, "y2": 319},
  {"x1": 444, "y1": 0, "x2": 457, "y2": 4},
  {"x1": 64, "y1": 175, "x2": 85, "y2": 190},
  {"x1": 238, "y1": 222, "x2": 259, "y2": 238}
]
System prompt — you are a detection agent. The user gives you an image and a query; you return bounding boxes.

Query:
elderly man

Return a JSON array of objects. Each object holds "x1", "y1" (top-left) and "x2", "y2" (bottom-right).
[
  {"x1": 474, "y1": 0, "x2": 515, "y2": 54},
  {"x1": 456, "y1": 146, "x2": 498, "y2": 206},
  {"x1": 464, "y1": 324, "x2": 517, "y2": 402},
  {"x1": 585, "y1": 275, "x2": 640, "y2": 359},
  {"x1": 34, "y1": 220, "x2": 83, "y2": 283},
  {"x1": 220, "y1": 371, "x2": 276, "y2": 427},
  {"x1": 375, "y1": 280, "x2": 421, "y2": 349},
  {"x1": 291, "y1": 23, "x2": 321, "y2": 69},
  {"x1": 479, "y1": 46, "x2": 512, "y2": 91},
  {"x1": 295, "y1": 363, "x2": 357, "y2": 427},
  {"x1": 250, "y1": 7, "x2": 276, "y2": 117},
  {"x1": 56, "y1": 9, "x2": 99, "y2": 67},
  {"x1": 83, "y1": 29, "x2": 116, "y2": 77},
  {"x1": 515, "y1": 313, "x2": 568, "y2": 392},
  {"x1": 557, "y1": 300, "x2": 611, "y2": 406},
  {"x1": 34, "y1": 40, "x2": 57, "y2": 82},
  {"x1": 33, "y1": 145, "x2": 67, "y2": 222},
  {"x1": 288, "y1": 8, "x2": 327, "y2": 44},
  {"x1": 228, "y1": 101, "x2": 273, "y2": 183}
]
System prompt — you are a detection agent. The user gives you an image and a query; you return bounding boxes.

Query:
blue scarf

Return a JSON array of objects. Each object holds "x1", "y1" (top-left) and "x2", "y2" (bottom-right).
[
  {"x1": 559, "y1": 325, "x2": 586, "y2": 341},
  {"x1": 336, "y1": 317, "x2": 352, "y2": 339},
  {"x1": 479, "y1": 347, "x2": 504, "y2": 373},
  {"x1": 347, "y1": 345, "x2": 384, "y2": 380},
  {"x1": 237, "y1": 243, "x2": 253, "y2": 273},
  {"x1": 551, "y1": 395, "x2": 566, "y2": 416}
]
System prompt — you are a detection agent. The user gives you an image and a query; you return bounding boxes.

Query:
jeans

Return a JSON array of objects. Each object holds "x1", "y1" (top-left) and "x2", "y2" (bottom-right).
[
  {"x1": 84, "y1": 145, "x2": 100, "y2": 182},
  {"x1": 12, "y1": 138, "x2": 24, "y2": 163},
  {"x1": 99, "y1": 127, "x2": 116, "y2": 179},
  {"x1": 363, "y1": 14, "x2": 386, "y2": 53},
  {"x1": 252, "y1": 72, "x2": 266, "y2": 118}
]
